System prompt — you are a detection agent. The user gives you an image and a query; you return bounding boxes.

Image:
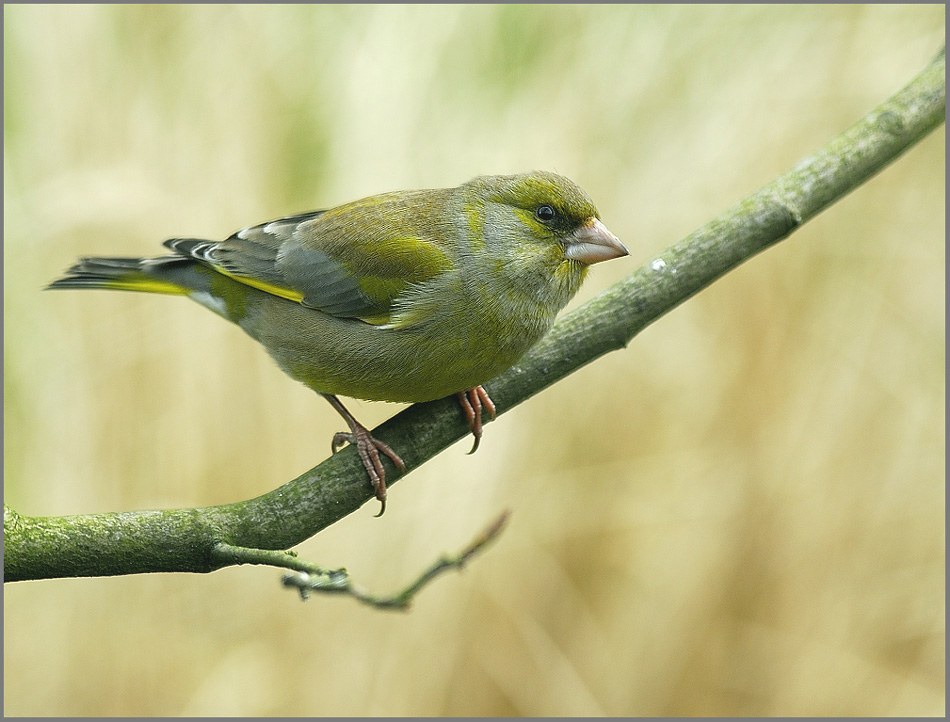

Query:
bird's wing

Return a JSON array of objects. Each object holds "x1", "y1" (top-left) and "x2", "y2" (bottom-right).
[{"x1": 165, "y1": 201, "x2": 454, "y2": 325}]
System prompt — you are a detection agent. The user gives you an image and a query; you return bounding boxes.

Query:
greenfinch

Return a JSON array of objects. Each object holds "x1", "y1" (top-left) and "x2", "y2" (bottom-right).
[{"x1": 48, "y1": 171, "x2": 628, "y2": 514}]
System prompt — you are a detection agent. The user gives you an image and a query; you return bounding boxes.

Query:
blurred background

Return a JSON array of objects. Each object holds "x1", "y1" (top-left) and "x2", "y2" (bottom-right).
[{"x1": 3, "y1": 5, "x2": 944, "y2": 716}]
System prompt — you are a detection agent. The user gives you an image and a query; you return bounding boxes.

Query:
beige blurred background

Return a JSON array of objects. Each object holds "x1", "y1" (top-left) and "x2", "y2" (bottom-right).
[{"x1": 3, "y1": 5, "x2": 944, "y2": 717}]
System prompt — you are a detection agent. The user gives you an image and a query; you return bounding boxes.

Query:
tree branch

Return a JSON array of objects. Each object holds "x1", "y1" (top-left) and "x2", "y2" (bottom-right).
[{"x1": 4, "y1": 49, "x2": 944, "y2": 586}]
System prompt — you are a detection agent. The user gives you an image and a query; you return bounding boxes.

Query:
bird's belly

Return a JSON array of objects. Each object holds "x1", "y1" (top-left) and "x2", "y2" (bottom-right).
[{"x1": 252, "y1": 299, "x2": 549, "y2": 403}]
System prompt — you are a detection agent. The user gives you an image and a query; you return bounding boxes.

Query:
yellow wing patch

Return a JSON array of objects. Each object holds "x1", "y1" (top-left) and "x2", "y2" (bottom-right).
[{"x1": 212, "y1": 266, "x2": 305, "y2": 304}]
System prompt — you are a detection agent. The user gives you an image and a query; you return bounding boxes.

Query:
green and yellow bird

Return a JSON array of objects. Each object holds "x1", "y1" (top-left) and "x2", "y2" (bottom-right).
[{"x1": 48, "y1": 171, "x2": 628, "y2": 514}]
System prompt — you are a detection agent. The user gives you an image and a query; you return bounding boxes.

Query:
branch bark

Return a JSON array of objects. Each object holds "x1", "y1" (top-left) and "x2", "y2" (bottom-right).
[{"x1": 5, "y1": 49, "x2": 944, "y2": 584}]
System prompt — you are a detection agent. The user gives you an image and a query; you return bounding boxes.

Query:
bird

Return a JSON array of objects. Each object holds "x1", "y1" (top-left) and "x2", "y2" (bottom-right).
[{"x1": 47, "y1": 171, "x2": 629, "y2": 515}]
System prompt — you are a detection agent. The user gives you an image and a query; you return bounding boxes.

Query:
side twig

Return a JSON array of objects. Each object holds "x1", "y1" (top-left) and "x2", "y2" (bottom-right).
[{"x1": 256, "y1": 511, "x2": 510, "y2": 608}]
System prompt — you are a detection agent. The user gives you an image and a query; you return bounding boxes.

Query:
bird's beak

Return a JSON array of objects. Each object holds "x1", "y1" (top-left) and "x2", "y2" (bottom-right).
[{"x1": 564, "y1": 218, "x2": 629, "y2": 265}]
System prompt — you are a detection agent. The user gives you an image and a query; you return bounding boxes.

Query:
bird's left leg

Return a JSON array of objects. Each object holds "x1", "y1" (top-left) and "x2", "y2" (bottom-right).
[{"x1": 322, "y1": 393, "x2": 406, "y2": 517}]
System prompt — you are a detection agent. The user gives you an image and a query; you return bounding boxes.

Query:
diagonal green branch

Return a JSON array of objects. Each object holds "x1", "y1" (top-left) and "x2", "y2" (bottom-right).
[{"x1": 4, "y1": 49, "x2": 944, "y2": 584}]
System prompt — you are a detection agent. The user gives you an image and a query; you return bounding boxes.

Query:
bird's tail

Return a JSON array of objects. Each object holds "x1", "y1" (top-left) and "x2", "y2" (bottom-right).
[
  {"x1": 47, "y1": 256, "x2": 189, "y2": 295},
  {"x1": 47, "y1": 240, "x2": 214, "y2": 296}
]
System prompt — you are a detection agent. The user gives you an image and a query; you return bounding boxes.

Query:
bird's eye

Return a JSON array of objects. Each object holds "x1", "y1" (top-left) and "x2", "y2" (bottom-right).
[{"x1": 535, "y1": 204, "x2": 556, "y2": 222}]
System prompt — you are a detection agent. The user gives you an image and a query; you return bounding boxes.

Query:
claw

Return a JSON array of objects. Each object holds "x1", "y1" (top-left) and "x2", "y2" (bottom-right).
[{"x1": 457, "y1": 386, "x2": 497, "y2": 454}]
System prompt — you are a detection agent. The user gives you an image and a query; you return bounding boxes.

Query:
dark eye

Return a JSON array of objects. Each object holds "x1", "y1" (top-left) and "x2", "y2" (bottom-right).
[{"x1": 535, "y1": 204, "x2": 556, "y2": 222}]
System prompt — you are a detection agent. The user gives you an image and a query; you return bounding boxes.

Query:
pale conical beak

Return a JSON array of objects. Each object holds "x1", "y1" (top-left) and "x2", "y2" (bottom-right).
[{"x1": 564, "y1": 218, "x2": 629, "y2": 265}]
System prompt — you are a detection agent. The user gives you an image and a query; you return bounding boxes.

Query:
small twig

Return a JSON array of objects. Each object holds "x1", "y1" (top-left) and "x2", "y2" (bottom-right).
[
  {"x1": 212, "y1": 542, "x2": 334, "y2": 576},
  {"x1": 278, "y1": 510, "x2": 511, "y2": 608}
]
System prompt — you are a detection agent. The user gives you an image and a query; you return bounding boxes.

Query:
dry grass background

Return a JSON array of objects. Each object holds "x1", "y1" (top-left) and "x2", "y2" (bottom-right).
[{"x1": 3, "y1": 5, "x2": 944, "y2": 717}]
